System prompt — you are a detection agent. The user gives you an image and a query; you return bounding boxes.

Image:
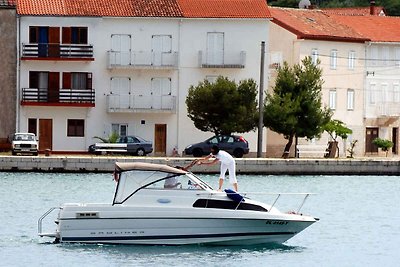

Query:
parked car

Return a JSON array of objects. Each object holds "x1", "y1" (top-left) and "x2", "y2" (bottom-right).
[
  {"x1": 184, "y1": 135, "x2": 249, "y2": 158},
  {"x1": 88, "y1": 135, "x2": 153, "y2": 156},
  {"x1": 12, "y1": 133, "x2": 39, "y2": 156}
]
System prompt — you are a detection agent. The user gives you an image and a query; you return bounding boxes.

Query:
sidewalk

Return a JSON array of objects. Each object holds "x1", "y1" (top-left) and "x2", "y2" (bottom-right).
[{"x1": 1, "y1": 155, "x2": 400, "y2": 175}]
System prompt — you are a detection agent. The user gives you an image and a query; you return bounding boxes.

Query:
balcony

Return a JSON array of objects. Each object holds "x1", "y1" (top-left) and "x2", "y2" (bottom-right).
[
  {"x1": 376, "y1": 103, "x2": 400, "y2": 117},
  {"x1": 21, "y1": 88, "x2": 95, "y2": 107},
  {"x1": 198, "y1": 51, "x2": 246, "y2": 68},
  {"x1": 21, "y1": 43, "x2": 94, "y2": 61},
  {"x1": 107, "y1": 94, "x2": 176, "y2": 113},
  {"x1": 107, "y1": 51, "x2": 178, "y2": 69}
]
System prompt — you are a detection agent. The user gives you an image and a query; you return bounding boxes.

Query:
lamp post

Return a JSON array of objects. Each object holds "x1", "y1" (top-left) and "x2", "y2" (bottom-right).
[{"x1": 257, "y1": 41, "x2": 265, "y2": 158}]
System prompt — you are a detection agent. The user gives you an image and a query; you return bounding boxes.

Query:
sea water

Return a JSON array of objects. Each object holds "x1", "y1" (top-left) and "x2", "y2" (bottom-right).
[{"x1": 0, "y1": 171, "x2": 399, "y2": 267}]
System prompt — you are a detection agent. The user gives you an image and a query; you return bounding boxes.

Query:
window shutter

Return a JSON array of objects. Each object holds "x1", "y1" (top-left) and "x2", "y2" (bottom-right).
[
  {"x1": 62, "y1": 27, "x2": 71, "y2": 44},
  {"x1": 63, "y1": 72, "x2": 71, "y2": 89},
  {"x1": 86, "y1": 73, "x2": 92, "y2": 89}
]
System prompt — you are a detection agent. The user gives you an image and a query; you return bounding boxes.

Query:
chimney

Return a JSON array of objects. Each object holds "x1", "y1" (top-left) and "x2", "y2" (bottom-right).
[{"x1": 370, "y1": 0, "x2": 376, "y2": 15}]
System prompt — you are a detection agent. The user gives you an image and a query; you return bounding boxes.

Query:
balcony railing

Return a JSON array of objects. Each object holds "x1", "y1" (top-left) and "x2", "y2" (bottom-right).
[
  {"x1": 107, "y1": 51, "x2": 178, "y2": 69},
  {"x1": 376, "y1": 103, "x2": 400, "y2": 117},
  {"x1": 198, "y1": 51, "x2": 246, "y2": 68},
  {"x1": 21, "y1": 88, "x2": 95, "y2": 106},
  {"x1": 21, "y1": 43, "x2": 94, "y2": 60},
  {"x1": 107, "y1": 94, "x2": 176, "y2": 113}
]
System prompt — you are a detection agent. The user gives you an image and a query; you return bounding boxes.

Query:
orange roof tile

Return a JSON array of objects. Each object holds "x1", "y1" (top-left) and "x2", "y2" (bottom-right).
[
  {"x1": 177, "y1": 0, "x2": 271, "y2": 18},
  {"x1": 17, "y1": 0, "x2": 183, "y2": 17},
  {"x1": 271, "y1": 7, "x2": 369, "y2": 43},
  {"x1": 17, "y1": 0, "x2": 271, "y2": 18},
  {"x1": 322, "y1": 6, "x2": 386, "y2": 16},
  {"x1": 331, "y1": 15, "x2": 400, "y2": 42}
]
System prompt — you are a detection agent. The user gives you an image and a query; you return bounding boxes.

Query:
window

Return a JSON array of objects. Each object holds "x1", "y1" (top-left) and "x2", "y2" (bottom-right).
[
  {"x1": 62, "y1": 27, "x2": 88, "y2": 44},
  {"x1": 270, "y1": 51, "x2": 283, "y2": 69},
  {"x1": 394, "y1": 84, "x2": 400, "y2": 103},
  {"x1": 369, "y1": 83, "x2": 376, "y2": 104},
  {"x1": 347, "y1": 89, "x2": 354, "y2": 110},
  {"x1": 28, "y1": 118, "x2": 37, "y2": 135},
  {"x1": 395, "y1": 48, "x2": 400, "y2": 67},
  {"x1": 206, "y1": 75, "x2": 218, "y2": 83},
  {"x1": 329, "y1": 90, "x2": 336, "y2": 110},
  {"x1": 111, "y1": 34, "x2": 131, "y2": 66},
  {"x1": 152, "y1": 35, "x2": 172, "y2": 66},
  {"x1": 330, "y1": 50, "x2": 337, "y2": 70},
  {"x1": 67, "y1": 119, "x2": 84, "y2": 137},
  {"x1": 382, "y1": 46, "x2": 390, "y2": 66},
  {"x1": 311, "y1": 49, "x2": 318, "y2": 65},
  {"x1": 29, "y1": 26, "x2": 39, "y2": 43},
  {"x1": 62, "y1": 72, "x2": 92, "y2": 89},
  {"x1": 151, "y1": 77, "x2": 171, "y2": 96},
  {"x1": 348, "y1": 51, "x2": 355, "y2": 70},
  {"x1": 207, "y1": 32, "x2": 224, "y2": 65},
  {"x1": 112, "y1": 124, "x2": 128, "y2": 137},
  {"x1": 370, "y1": 47, "x2": 378, "y2": 66}
]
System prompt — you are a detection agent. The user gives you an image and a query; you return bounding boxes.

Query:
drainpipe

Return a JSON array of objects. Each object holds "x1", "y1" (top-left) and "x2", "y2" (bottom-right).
[{"x1": 15, "y1": 14, "x2": 21, "y2": 132}]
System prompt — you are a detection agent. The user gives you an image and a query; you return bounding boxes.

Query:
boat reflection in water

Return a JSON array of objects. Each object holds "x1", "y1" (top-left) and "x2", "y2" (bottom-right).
[{"x1": 38, "y1": 162, "x2": 318, "y2": 245}]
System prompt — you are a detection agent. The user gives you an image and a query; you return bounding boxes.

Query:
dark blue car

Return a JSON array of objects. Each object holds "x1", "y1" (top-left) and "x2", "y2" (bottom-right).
[{"x1": 184, "y1": 135, "x2": 249, "y2": 158}]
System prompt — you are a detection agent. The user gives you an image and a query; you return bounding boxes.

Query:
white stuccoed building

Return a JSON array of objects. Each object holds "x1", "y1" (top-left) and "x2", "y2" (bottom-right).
[{"x1": 16, "y1": 0, "x2": 271, "y2": 155}]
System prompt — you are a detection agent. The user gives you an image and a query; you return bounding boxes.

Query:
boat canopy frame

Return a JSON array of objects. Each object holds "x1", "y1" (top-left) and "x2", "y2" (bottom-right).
[{"x1": 112, "y1": 162, "x2": 212, "y2": 205}]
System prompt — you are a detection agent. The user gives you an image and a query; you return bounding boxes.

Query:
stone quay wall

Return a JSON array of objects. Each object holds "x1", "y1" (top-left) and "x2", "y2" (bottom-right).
[{"x1": 1, "y1": 156, "x2": 400, "y2": 175}]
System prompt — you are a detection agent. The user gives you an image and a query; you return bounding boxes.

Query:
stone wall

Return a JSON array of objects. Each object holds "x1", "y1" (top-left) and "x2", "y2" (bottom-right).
[
  {"x1": 1, "y1": 156, "x2": 400, "y2": 175},
  {"x1": 0, "y1": 7, "x2": 16, "y2": 140}
]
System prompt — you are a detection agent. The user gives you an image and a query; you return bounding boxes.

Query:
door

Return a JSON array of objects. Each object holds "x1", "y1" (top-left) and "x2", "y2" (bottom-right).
[
  {"x1": 111, "y1": 34, "x2": 131, "y2": 66},
  {"x1": 39, "y1": 119, "x2": 52, "y2": 151},
  {"x1": 392, "y1": 128, "x2": 398, "y2": 154},
  {"x1": 48, "y1": 72, "x2": 60, "y2": 103},
  {"x1": 365, "y1": 127, "x2": 379, "y2": 153},
  {"x1": 206, "y1": 32, "x2": 224, "y2": 65},
  {"x1": 152, "y1": 35, "x2": 172, "y2": 66},
  {"x1": 154, "y1": 124, "x2": 167, "y2": 156}
]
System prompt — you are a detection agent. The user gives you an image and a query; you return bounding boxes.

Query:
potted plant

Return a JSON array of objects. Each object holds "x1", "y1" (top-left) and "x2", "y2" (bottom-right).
[{"x1": 372, "y1": 138, "x2": 393, "y2": 157}]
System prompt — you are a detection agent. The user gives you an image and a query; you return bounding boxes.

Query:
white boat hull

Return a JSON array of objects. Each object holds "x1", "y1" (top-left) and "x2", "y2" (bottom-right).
[{"x1": 55, "y1": 206, "x2": 316, "y2": 245}]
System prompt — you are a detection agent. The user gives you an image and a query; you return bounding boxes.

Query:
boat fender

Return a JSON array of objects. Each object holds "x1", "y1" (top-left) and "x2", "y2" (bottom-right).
[{"x1": 224, "y1": 189, "x2": 245, "y2": 203}]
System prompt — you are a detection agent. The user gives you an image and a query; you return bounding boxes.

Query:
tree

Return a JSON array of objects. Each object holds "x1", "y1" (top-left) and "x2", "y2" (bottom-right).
[
  {"x1": 372, "y1": 138, "x2": 393, "y2": 157},
  {"x1": 323, "y1": 119, "x2": 352, "y2": 157},
  {"x1": 186, "y1": 76, "x2": 258, "y2": 135},
  {"x1": 264, "y1": 57, "x2": 332, "y2": 157}
]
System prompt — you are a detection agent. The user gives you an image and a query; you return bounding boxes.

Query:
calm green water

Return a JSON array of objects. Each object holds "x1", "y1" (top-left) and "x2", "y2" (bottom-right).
[{"x1": 0, "y1": 172, "x2": 399, "y2": 266}]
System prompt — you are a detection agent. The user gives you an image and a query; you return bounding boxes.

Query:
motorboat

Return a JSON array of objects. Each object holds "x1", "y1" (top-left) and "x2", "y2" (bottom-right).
[{"x1": 38, "y1": 162, "x2": 318, "y2": 245}]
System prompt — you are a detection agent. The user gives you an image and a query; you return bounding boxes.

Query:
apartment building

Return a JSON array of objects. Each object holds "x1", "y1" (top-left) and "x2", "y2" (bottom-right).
[
  {"x1": 268, "y1": 7, "x2": 369, "y2": 157},
  {"x1": 16, "y1": 0, "x2": 270, "y2": 155},
  {"x1": 333, "y1": 15, "x2": 400, "y2": 156}
]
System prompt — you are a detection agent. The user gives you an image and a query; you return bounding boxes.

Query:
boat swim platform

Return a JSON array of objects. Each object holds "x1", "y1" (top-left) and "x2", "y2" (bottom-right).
[{"x1": 1, "y1": 155, "x2": 400, "y2": 175}]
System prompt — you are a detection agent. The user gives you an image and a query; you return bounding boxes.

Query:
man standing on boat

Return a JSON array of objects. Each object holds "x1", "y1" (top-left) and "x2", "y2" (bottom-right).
[{"x1": 197, "y1": 145, "x2": 238, "y2": 192}]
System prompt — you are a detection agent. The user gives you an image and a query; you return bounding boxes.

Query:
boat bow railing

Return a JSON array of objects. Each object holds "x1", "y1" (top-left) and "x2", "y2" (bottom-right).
[{"x1": 196, "y1": 192, "x2": 315, "y2": 213}]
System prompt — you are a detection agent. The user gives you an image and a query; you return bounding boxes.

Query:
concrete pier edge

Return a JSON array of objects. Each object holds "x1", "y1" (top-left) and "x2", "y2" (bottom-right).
[{"x1": 1, "y1": 155, "x2": 400, "y2": 175}]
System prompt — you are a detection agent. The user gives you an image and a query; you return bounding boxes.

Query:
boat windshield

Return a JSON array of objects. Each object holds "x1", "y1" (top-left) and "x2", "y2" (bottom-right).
[{"x1": 113, "y1": 169, "x2": 213, "y2": 204}]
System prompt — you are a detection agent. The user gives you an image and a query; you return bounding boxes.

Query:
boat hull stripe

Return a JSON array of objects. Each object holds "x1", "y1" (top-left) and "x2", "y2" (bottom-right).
[{"x1": 62, "y1": 232, "x2": 296, "y2": 242}]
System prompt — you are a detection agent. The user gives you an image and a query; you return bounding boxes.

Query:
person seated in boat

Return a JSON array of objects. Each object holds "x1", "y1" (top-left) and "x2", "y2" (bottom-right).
[
  {"x1": 164, "y1": 176, "x2": 181, "y2": 189},
  {"x1": 197, "y1": 145, "x2": 238, "y2": 192}
]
